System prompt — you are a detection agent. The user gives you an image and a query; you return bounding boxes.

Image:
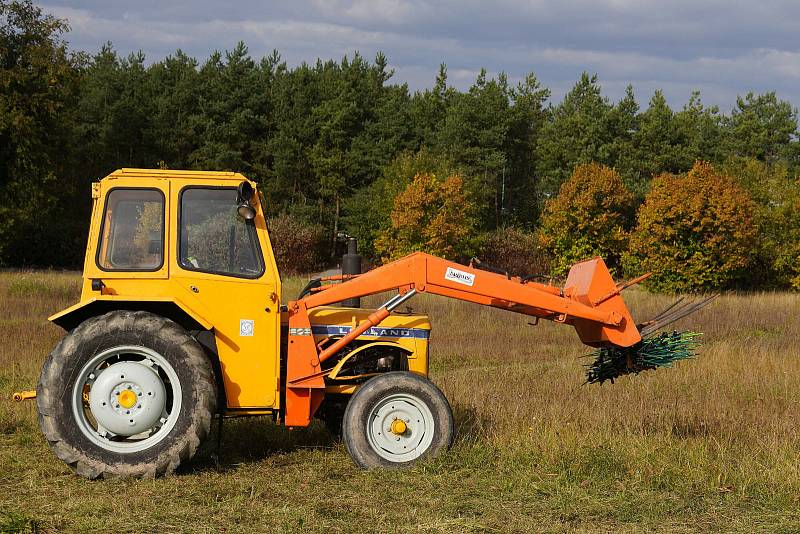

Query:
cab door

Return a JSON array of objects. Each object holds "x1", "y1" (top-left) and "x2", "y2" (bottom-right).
[{"x1": 170, "y1": 184, "x2": 281, "y2": 409}]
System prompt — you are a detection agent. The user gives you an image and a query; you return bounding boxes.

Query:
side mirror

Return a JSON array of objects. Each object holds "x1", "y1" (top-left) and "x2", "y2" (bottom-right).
[
  {"x1": 237, "y1": 204, "x2": 256, "y2": 220},
  {"x1": 236, "y1": 181, "x2": 256, "y2": 220}
]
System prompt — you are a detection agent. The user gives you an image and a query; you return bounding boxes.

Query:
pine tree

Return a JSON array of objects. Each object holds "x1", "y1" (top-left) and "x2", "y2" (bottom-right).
[{"x1": 536, "y1": 73, "x2": 614, "y2": 197}]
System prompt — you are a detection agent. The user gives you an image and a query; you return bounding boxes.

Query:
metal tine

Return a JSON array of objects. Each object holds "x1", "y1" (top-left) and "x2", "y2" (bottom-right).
[
  {"x1": 641, "y1": 303, "x2": 703, "y2": 336},
  {"x1": 637, "y1": 298, "x2": 697, "y2": 331},
  {"x1": 640, "y1": 294, "x2": 718, "y2": 337},
  {"x1": 672, "y1": 294, "x2": 718, "y2": 320},
  {"x1": 641, "y1": 311, "x2": 694, "y2": 336},
  {"x1": 659, "y1": 298, "x2": 706, "y2": 319},
  {"x1": 637, "y1": 297, "x2": 685, "y2": 329},
  {"x1": 641, "y1": 295, "x2": 716, "y2": 336},
  {"x1": 645, "y1": 295, "x2": 715, "y2": 326}
]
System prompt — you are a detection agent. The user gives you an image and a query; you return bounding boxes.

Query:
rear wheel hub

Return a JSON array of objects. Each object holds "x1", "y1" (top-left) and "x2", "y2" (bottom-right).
[
  {"x1": 72, "y1": 345, "x2": 182, "y2": 454},
  {"x1": 89, "y1": 360, "x2": 166, "y2": 436}
]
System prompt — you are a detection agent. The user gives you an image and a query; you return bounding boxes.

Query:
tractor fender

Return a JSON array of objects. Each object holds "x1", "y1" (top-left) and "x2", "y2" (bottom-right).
[
  {"x1": 328, "y1": 341, "x2": 413, "y2": 380},
  {"x1": 48, "y1": 296, "x2": 213, "y2": 332}
]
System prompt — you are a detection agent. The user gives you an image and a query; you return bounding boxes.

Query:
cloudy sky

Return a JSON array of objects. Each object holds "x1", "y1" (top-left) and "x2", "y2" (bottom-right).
[{"x1": 42, "y1": 1, "x2": 800, "y2": 111}]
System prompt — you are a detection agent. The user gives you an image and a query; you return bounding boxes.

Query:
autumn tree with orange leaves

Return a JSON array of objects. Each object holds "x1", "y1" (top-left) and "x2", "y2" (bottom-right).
[
  {"x1": 539, "y1": 163, "x2": 635, "y2": 277},
  {"x1": 374, "y1": 173, "x2": 478, "y2": 261},
  {"x1": 624, "y1": 161, "x2": 757, "y2": 292}
]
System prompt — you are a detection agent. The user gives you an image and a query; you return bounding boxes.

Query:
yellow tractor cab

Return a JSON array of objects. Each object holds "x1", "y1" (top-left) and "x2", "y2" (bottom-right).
[{"x1": 39, "y1": 169, "x2": 436, "y2": 478}]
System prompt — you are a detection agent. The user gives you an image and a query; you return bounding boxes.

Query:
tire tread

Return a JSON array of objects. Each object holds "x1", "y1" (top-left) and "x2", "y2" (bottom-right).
[
  {"x1": 37, "y1": 310, "x2": 216, "y2": 479},
  {"x1": 342, "y1": 371, "x2": 454, "y2": 469}
]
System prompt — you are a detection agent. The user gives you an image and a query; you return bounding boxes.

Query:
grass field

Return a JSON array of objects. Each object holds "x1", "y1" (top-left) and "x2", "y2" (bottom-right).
[{"x1": 2, "y1": 271, "x2": 800, "y2": 532}]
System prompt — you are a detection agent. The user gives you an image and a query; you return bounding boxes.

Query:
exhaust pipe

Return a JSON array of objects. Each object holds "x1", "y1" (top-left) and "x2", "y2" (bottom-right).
[{"x1": 341, "y1": 237, "x2": 361, "y2": 308}]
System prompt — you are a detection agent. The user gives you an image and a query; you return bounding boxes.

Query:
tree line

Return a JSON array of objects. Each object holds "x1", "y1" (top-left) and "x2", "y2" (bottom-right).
[{"x1": 1, "y1": 1, "x2": 798, "y2": 291}]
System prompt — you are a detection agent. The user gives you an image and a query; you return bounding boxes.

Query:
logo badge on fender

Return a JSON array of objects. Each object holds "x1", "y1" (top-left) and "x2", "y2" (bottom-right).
[
  {"x1": 240, "y1": 319, "x2": 254, "y2": 336},
  {"x1": 444, "y1": 267, "x2": 475, "y2": 287}
]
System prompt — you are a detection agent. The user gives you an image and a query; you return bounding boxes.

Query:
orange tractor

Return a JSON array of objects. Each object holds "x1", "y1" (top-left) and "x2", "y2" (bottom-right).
[{"x1": 16, "y1": 169, "x2": 708, "y2": 478}]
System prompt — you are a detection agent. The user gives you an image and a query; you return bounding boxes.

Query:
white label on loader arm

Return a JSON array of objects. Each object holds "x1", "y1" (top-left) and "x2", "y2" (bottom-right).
[
  {"x1": 240, "y1": 319, "x2": 254, "y2": 336},
  {"x1": 444, "y1": 267, "x2": 475, "y2": 287}
]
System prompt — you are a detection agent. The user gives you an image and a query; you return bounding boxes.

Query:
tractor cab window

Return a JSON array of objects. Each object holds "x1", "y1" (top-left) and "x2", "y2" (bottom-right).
[
  {"x1": 179, "y1": 188, "x2": 264, "y2": 278},
  {"x1": 97, "y1": 189, "x2": 165, "y2": 271}
]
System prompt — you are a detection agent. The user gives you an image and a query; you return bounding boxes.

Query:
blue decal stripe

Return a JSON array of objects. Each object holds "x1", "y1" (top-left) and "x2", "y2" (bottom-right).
[{"x1": 311, "y1": 325, "x2": 430, "y2": 339}]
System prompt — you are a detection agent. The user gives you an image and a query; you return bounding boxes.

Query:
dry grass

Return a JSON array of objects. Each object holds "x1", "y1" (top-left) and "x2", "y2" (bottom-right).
[{"x1": 2, "y1": 271, "x2": 800, "y2": 532}]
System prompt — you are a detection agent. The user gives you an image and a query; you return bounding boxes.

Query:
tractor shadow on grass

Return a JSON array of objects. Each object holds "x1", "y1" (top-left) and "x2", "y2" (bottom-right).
[
  {"x1": 450, "y1": 403, "x2": 495, "y2": 445},
  {"x1": 184, "y1": 404, "x2": 495, "y2": 474},
  {"x1": 183, "y1": 417, "x2": 337, "y2": 474}
]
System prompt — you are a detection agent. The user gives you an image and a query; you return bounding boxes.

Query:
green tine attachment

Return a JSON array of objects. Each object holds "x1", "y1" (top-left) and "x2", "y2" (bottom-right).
[{"x1": 585, "y1": 330, "x2": 703, "y2": 385}]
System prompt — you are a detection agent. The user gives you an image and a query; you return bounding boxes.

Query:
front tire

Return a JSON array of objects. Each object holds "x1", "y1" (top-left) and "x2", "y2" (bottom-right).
[
  {"x1": 37, "y1": 311, "x2": 217, "y2": 479},
  {"x1": 342, "y1": 372, "x2": 454, "y2": 469}
]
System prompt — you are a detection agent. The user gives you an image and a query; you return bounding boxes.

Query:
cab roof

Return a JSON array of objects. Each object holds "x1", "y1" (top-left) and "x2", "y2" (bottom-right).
[{"x1": 104, "y1": 168, "x2": 249, "y2": 182}]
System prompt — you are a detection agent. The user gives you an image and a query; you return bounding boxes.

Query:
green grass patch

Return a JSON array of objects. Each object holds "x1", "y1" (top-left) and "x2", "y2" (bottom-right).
[
  {"x1": 6, "y1": 276, "x2": 79, "y2": 301},
  {"x1": 0, "y1": 509, "x2": 42, "y2": 533},
  {"x1": 2, "y1": 272, "x2": 800, "y2": 531}
]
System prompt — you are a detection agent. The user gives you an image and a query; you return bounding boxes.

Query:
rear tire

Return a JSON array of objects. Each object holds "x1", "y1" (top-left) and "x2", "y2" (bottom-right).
[
  {"x1": 37, "y1": 311, "x2": 217, "y2": 479},
  {"x1": 342, "y1": 372, "x2": 454, "y2": 469}
]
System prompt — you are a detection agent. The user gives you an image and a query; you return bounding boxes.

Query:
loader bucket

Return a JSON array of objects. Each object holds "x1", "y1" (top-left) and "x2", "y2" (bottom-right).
[{"x1": 564, "y1": 257, "x2": 641, "y2": 348}]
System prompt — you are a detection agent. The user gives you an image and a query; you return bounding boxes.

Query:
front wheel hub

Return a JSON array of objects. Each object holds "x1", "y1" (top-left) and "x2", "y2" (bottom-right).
[
  {"x1": 390, "y1": 418, "x2": 407, "y2": 435},
  {"x1": 367, "y1": 393, "x2": 435, "y2": 462},
  {"x1": 89, "y1": 361, "x2": 166, "y2": 436}
]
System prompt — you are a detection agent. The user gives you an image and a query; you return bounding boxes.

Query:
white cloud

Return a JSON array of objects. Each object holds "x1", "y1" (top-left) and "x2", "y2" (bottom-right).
[
  {"x1": 40, "y1": 1, "x2": 800, "y2": 110},
  {"x1": 310, "y1": 0, "x2": 422, "y2": 24}
]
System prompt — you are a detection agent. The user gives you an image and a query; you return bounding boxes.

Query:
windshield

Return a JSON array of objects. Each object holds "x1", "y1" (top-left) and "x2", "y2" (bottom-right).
[{"x1": 179, "y1": 188, "x2": 264, "y2": 278}]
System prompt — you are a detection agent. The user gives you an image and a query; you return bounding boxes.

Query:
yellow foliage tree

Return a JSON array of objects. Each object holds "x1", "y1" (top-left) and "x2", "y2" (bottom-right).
[
  {"x1": 375, "y1": 173, "x2": 477, "y2": 261},
  {"x1": 722, "y1": 157, "x2": 800, "y2": 291},
  {"x1": 624, "y1": 161, "x2": 757, "y2": 292},
  {"x1": 539, "y1": 163, "x2": 635, "y2": 276}
]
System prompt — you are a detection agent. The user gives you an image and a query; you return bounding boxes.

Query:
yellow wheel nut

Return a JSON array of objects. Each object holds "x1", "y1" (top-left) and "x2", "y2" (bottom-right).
[
  {"x1": 117, "y1": 389, "x2": 137, "y2": 409},
  {"x1": 390, "y1": 419, "x2": 407, "y2": 435}
]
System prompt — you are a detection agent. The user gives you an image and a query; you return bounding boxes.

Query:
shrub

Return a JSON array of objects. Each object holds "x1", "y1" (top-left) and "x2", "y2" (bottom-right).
[
  {"x1": 342, "y1": 150, "x2": 459, "y2": 259},
  {"x1": 478, "y1": 227, "x2": 550, "y2": 278},
  {"x1": 374, "y1": 173, "x2": 478, "y2": 261},
  {"x1": 624, "y1": 161, "x2": 757, "y2": 292},
  {"x1": 539, "y1": 163, "x2": 635, "y2": 276},
  {"x1": 722, "y1": 157, "x2": 800, "y2": 290},
  {"x1": 267, "y1": 214, "x2": 327, "y2": 275}
]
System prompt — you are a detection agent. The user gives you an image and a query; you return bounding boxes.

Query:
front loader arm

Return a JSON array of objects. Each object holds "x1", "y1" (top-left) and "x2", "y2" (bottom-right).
[
  {"x1": 283, "y1": 252, "x2": 642, "y2": 427},
  {"x1": 300, "y1": 252, "x2": 641, "y2": 348}
]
